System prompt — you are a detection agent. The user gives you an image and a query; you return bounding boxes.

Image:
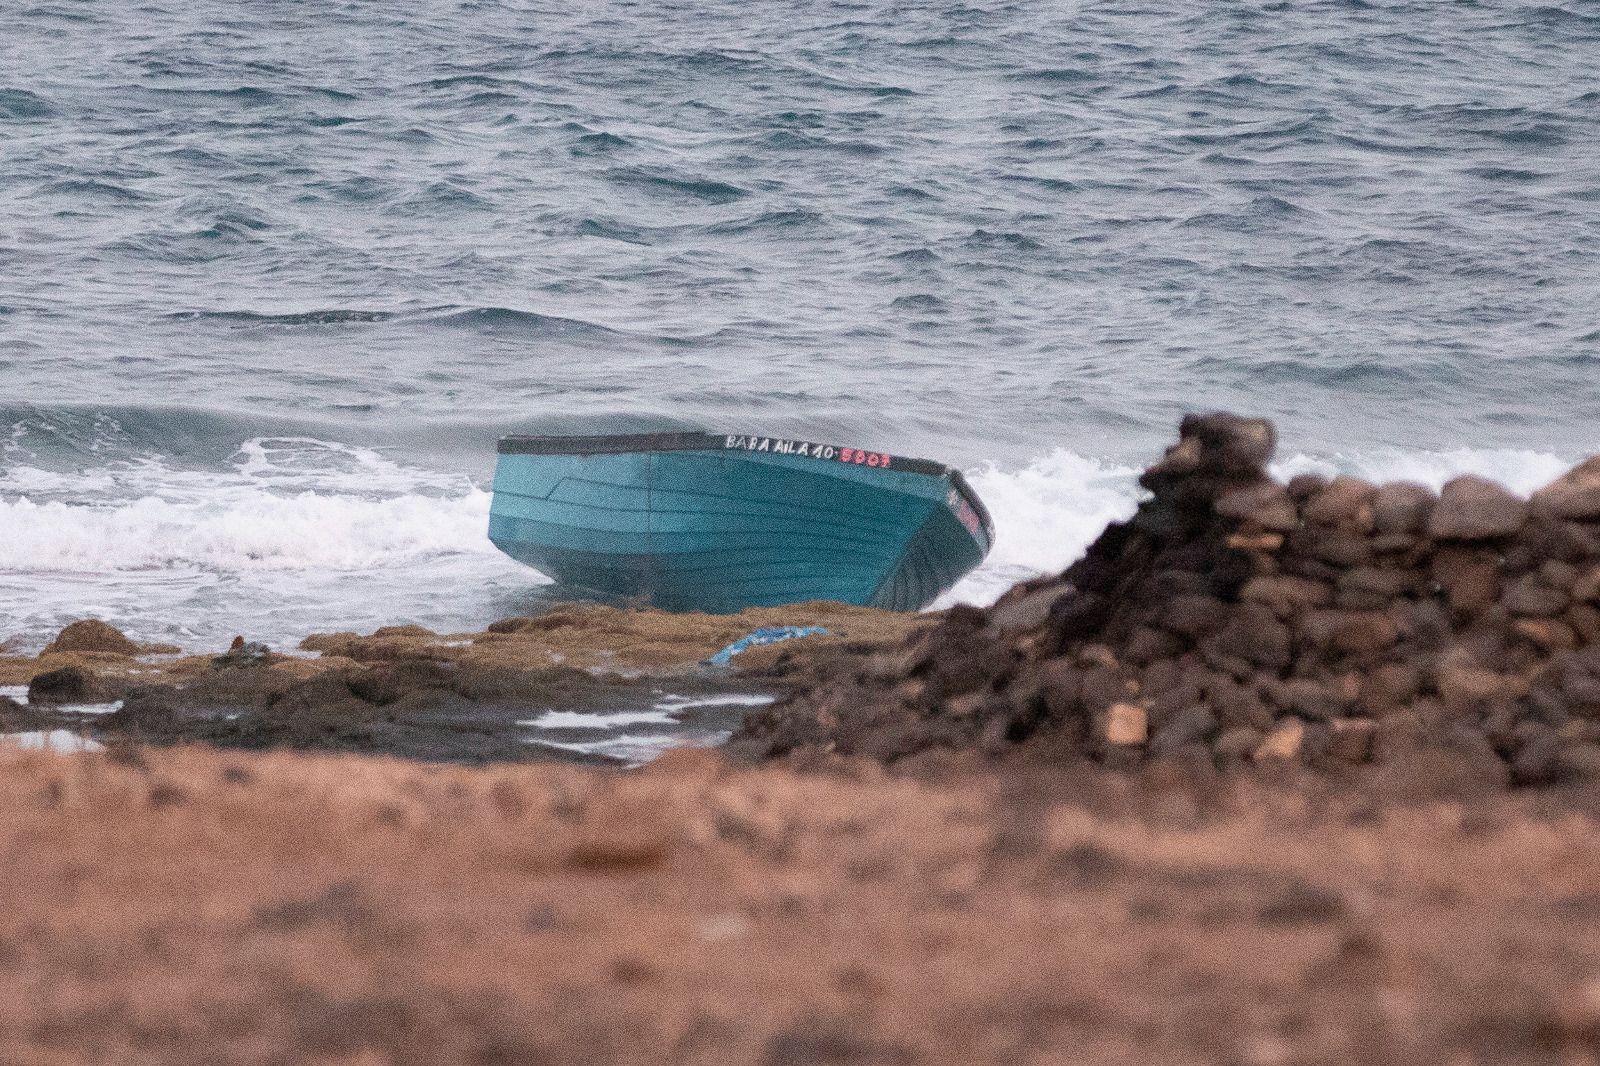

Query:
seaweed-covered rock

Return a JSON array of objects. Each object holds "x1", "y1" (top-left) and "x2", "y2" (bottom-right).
[{"x1": 43, "y1": 619, "x2": 140, "y2": 657}]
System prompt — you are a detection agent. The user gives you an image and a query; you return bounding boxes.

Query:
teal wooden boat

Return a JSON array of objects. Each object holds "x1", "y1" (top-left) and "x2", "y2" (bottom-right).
[{"x1": 488, "y1": 431, "x2": 993, "y2": 612}]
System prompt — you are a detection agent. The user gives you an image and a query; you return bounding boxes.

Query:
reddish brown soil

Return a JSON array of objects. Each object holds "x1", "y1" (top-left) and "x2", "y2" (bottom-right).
[{"x1": 3, "y1": 743, "x2": 1600, "y2": 1065}]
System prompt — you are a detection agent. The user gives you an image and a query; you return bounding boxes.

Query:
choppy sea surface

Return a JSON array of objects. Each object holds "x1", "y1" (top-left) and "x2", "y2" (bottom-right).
[{"x1": 2, "y1": 0, "x2": 1598, "y2": 651}]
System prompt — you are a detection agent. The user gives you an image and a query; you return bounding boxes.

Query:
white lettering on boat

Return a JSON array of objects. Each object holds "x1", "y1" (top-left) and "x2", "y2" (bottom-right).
[{"x1": 722, "y1": 436, "x2": 843, "y2": 462}]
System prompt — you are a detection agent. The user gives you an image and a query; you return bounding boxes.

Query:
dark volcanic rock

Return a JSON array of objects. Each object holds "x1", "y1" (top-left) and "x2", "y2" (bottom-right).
[
  {"x1": 734, "y1": 414, "x2": 1600, "y2": 792},
  {"x1": 27, "y1": 666, "x2": 96, "y2": 705}
]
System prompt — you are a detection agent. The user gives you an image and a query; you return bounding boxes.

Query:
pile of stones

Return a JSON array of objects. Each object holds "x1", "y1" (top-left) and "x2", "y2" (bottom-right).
[{"x1": 736, "y1": 414, "x2": 1600, "y2": 785}]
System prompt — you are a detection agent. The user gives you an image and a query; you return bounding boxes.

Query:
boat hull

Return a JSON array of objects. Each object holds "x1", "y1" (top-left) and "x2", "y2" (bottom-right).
[{"x1": 488, "y1": 432, "x2": 992, "y2": 613}]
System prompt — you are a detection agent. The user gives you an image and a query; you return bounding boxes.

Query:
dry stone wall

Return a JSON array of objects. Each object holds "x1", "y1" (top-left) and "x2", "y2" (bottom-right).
[{"x1": 737, "y1": 414, "x2": 1600, "y2": 786}]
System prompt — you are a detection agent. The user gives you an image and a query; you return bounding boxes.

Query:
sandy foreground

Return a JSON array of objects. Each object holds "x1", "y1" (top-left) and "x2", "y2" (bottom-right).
[{"x1": 1, "y1": 741, "x2": 1599, "y2": 1066}]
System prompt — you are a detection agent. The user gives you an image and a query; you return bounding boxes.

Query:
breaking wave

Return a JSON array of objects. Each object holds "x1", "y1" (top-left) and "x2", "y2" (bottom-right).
[
  {"x1": 940, "y1": 441, "x2": 1589, "y2": 609},
  {"x1": 1, "y1": 430, "x2": 1591, "y2": 648}
]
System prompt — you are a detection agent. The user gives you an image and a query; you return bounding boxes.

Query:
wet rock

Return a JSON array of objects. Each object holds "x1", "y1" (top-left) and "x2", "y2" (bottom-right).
[
  {"x1": 27, "y1": 666, "x2": 94, "y2": 705},
  {"x1": 213, "y1": 636, "x2": 273, "y2": 668},
  {"x1": 1428, "y1": 476, "x2": 1529, "y2": 540},
  {"x1": 0, "y1": 695, "x2": 48, "y2": 730},
  {"x1": 43, "y1": 619, "x2": 140, "y2": 657}
]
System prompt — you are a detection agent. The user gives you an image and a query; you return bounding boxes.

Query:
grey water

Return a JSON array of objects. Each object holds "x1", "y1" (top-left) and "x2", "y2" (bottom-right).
[{"x1": 2, "y1": 0, "x2": 1599, "y2": 650}]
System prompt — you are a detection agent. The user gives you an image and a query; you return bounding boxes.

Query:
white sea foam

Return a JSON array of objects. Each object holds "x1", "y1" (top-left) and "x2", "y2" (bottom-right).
[
  {"x1": 0, "y1": 438, "x2": 538, "y2": 651},
  {"x1": 0, "y1": 436, "x2": 493, "y2": 571},
  {"x1": 936, "y1": 448, "x2": 1142, "y2": 609},
  {"x1": 0, "y1": 488, "x2": 496, "y2": 571},
  {"x1": 1272, "y1": 447, "x2": 1577, "y2": 496},
  {"x1": 0, "y1": 730, "x2": 105, "y2": 754},
  {"x1": 2, "y1": 435, "x2": 1591, "y2": 649},
  {"x1": 937, "y1": 442, "x2": 1590, "y2": 609},
  {"x1": 522, "y1": 709, "x2": 680, "y2": 730}
]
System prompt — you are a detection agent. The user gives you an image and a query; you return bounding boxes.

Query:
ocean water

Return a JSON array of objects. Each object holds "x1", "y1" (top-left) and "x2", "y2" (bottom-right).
[{"x1": 2, "y1": 0, "x2": 1598, "y2": 650}]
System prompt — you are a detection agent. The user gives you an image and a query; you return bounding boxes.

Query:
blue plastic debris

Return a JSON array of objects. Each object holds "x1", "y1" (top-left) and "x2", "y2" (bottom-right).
[{"x1": 706, "y1": 626, "x2": 830, "y2": 667}]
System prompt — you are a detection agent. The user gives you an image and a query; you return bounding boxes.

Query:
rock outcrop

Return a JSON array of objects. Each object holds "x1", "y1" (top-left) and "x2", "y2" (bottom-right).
[
  {"x1": 42, "y1": 619, "x2": 141, "y2": 657},
  {"x1": 736, "y1": 414, "x2": 1600, "y2": 786}
]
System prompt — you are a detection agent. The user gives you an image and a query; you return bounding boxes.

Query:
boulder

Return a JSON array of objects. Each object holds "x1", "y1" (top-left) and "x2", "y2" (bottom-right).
[
  {"x1": 1240, "y1": 575, "x2": 1333, "y2": 618},
  {"x1": 27, "y1": 666, "x2": 95, "y2": 705},
  {"x1": 1358, "y1": 664, "x2": 1421, "y2": 717},
  {"x1": 1427, "y1": 476, "x2": 1529, "y2": 540},
  {"x1": 1532, "y1": 456, "x2": 1600, "y2": 520},
  {"x1": 1327, "y1": 718, "x2": 1376, "y2": 763},
  {"x1": 1371, "y1": 481, "x2": 1435, "y2": 535},
  {"x1": 1513, "y1": 618, "x2": 1577, "y2": 651},
  {"x1": 1501, "y1": 576, "x2": 1569, "y2": 618},
  {"x1": 1206, "y1": 606, "x2": 1292, "y2": 670},
  {"x1": 1149, "y1": 705, "x2": 1217, "y2": 754},
  {"x1": 1300, "y1": 610, "x2": 1401, "y2": 656},
  {"x1": 1432, "y1": 550, "x2": 1501, "y2": 616},
  {"x1": 1303, "y1": 476, "x2": 1376, "y2": 530},
  {"x1": 43, "y1": 619, "x2": 139, "y2": 657},
  {"x1": 1161, "y1": 594, "x2": 1230, "y2": 639},
  {"x1": 1141, "y1": 413, "x2": 1274, "y2": 488},
  {"x1": 1573, "y1": 567, "x2": 1600, "y2": 603},
  {"x1": 1213, "y1": 726, "x2": 1264, "y2": 759},
  {"x1": 1214, "y1": 481, "x2": 1299, "y2": 532},
  {"x1": 1437, "y1": 664, "x2": 1528, "y2": 716}
]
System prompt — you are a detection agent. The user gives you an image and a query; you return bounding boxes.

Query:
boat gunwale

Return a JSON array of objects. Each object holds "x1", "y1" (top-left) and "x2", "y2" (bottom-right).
[{"x1": 495, "y1": 430, "x2": 994, "y2": 543}]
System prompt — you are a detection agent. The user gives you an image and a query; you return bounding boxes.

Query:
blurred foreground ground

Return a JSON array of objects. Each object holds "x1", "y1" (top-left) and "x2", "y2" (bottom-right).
[{"x1": 4, "y1": 743, "x2": 1599, "y2": 1066}]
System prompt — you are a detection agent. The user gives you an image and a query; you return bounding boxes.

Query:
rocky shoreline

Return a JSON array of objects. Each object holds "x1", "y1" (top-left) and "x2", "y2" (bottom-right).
[
  {"x1": 738, "y1": 414, "x2": 1600, "y2": 795},
  {"x1": 1, "y1": 603, "x2": 929, "y2": 764},
  {"x1": 6, "y1": 415, "x2": 1600, "y2": 1063}
]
